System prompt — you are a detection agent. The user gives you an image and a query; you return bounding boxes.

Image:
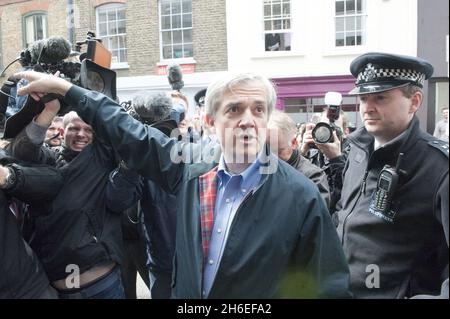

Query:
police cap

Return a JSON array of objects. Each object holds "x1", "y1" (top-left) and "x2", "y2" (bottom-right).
[
  {"x1": 349, "y1": 52, "x2": 434, "y2": 95},
  {"x1": 194, "y1": 88, "x2": 207, "y2": 107}
]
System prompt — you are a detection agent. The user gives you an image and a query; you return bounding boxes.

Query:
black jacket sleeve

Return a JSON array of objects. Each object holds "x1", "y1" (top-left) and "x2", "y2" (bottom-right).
[
  {"x1": 289, "y1": 193, "x2": 352, "y2": 298},
  {"x1": 328, "y1": 154, "x2": 346, "y2": 214},
  {"x1": 106, "y1": 165, "x2": 144, "y2": 213},
  {"x1": 5, "y1": 162, "x2": 63, "y2": 205},
  {"x1": 6, "y1": 125, "x2": 57, "y2": 165}
]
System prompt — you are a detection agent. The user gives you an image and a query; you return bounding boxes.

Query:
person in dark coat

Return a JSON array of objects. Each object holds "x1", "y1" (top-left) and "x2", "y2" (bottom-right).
[
  {"x1": 6, "y1": 104, "x2": 125, "y2": 299},
  {"x1": 14, "y1": 71, "x2": 352, "y2": 299},
  {"x1": 0, "y1": 148, "x2": 62, "y2": 299},
  {"x1": 106, "y1": 92, "x2": 177, "y2": 299},
  {"x1": 334, "y1": 52, "x2": 449, "y2": 298}
]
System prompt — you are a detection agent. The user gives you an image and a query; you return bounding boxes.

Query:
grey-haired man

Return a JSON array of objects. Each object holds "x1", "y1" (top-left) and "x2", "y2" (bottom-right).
[{"x1": 14, "y1": 71, "x2": 351, "y2": 299}]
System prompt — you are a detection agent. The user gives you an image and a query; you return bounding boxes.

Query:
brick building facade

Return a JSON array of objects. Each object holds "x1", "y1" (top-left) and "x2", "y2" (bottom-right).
[{"x1": 0, "y1": 0, "x2": 228, "y2": 106}]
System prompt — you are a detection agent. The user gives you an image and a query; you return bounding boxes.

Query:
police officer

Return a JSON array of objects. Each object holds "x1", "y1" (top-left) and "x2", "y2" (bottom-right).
[
  {"x1": 335, "y1": 52, "x2": 449, "y2": 298},
  {"x1": 194, "y1": 88, "x2": 207, "y2": 108}
]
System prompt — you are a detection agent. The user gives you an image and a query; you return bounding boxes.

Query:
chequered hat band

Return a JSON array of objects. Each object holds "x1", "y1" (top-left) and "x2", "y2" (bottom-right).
[{"x1": 356, "y1": 63, "x2": 426, "y2": 86}]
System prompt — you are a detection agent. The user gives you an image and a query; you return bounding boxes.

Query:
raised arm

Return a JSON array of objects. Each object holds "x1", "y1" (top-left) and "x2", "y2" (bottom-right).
[{"x1": 15, "y1": 71, "x2": 185, "y2": 194}]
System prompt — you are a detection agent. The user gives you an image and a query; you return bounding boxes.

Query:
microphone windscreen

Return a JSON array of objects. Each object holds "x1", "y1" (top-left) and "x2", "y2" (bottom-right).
[
  {"x1": 40, "y1": 36, "x2": 72, "y2": 64},
  {"x1": 132, "y1": 92, "x2": 173, "y2": 124},
  {"x1": 167, "y1": 64, "x2": 184, "y2": 91},
  {"x1": 29, "y1": 39, "x2": 46, "y2": 64}
]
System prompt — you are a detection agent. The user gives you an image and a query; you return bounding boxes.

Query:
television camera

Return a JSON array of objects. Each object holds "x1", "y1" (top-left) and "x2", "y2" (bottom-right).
[{"x1": 0, "y1": 31, "x2": 116, "y2": 139}]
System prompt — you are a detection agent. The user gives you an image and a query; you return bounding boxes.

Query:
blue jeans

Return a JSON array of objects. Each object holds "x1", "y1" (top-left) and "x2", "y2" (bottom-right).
[{"x1": 58, "y1": 265, "x2": 125, "y2": 299}]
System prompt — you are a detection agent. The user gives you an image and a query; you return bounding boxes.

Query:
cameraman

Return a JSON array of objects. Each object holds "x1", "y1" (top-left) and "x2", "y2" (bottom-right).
[{"x1": 301, "y1": 107, "x2": 350, "y2": 213}]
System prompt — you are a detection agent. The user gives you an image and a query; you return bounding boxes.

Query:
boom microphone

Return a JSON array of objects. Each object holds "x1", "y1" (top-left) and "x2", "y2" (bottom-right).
[
  {"x1": 30, "y1": 36, "x2": 72, "y2": 65},
  {"x1": 40, "y1": 36, "x2": 72, "y2": 64},
  {"x1": 132, "y1": 92, "x2": 173, "y2": 124},
  {"x1": 29, "y1": 39, "x2": 46, "y2": 64},
  {"x1": 167, "y1": 64, "x2": 184, "y2": 91}
]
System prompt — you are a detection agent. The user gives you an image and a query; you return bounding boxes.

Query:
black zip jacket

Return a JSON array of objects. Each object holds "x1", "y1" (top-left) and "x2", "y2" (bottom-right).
[
  {"x1": 7, "y1": 130, "x2": 123, "y2": 282},
  {"x1": 335, "y1": 117, "x2": 449, "y2": 298},
  {"x1": 0, "y1": 150, "x2": 62, "y2": 298},
  {"x1": 62, "y1": 86, "x2": 352, "y2": 298}
]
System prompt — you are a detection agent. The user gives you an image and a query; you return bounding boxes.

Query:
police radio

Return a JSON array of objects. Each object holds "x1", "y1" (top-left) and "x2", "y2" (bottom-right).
[{"x1": 373, "y1": 153, "x2": 404, "y2": 212}]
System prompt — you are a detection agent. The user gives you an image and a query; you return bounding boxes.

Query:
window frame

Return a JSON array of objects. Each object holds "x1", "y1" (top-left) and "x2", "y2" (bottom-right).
[
  {"x1": 0, "y1": 21, "x2": 3, "y2": 70},
  {"x1": 262, "y1": 0, "x2": 292, "y2": 52},
  {"x1": 22, "y1": 11, "x2": 48, "y2": 49},
  {"x1": 334, "y1": 0, "x2": 367, "y2": 48},
  {"x1": 95, "y1": 2, "x2": 128, "y2": 68},
  {"x1": 158, "y1": 0, "x2": 194, "y2": 62}
]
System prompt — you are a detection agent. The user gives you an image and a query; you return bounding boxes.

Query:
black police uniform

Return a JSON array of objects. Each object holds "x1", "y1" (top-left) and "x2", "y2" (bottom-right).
[{"x1": 335, "y1": 52, "x2": 449, "y2": 298}]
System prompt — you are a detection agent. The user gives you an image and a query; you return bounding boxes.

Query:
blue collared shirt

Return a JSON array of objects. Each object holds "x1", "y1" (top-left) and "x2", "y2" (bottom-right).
[{"x1": 202, "y1": 154, "x2": 263, "y2": 297}]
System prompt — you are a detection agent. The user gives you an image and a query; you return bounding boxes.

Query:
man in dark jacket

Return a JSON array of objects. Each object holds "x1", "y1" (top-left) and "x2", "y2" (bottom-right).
[
  {"x1": 6, "y1": 105, "x2": 124, "y2": 299},
  {"x1": 15, "y1": 71, "x2": 351, "y2": 299},
  {"x1": 334, "y1": 52, "x2": 449, "y2": 298},
  {"x1": 107, "y1": 92, "x2": 178, "y2": 299},
  {"x1": 0, "y1": 149, "x2": 62, "y2": 298}
]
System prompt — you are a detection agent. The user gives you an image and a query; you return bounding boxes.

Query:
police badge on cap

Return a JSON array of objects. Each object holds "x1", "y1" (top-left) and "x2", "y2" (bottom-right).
[
  {"x1": 194, "y1": 88, "x2": 207, "y2": 107},
  {"x1": 348, "y1": 52, "x2": 434, "y2": 95}
]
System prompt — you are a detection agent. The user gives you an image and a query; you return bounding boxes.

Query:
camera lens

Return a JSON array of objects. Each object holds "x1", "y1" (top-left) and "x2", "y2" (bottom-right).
[
  {"x1": 86, "y1": 70, "x2": 105, "y2": 93},
  {"x1": 312, "y1": 122, "x2": 333, "y2": 144}
]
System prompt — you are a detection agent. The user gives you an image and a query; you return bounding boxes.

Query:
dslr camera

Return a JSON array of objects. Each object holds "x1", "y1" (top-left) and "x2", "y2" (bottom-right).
[{"x1": 312, "y1": 91, "x2": 343, "y2": 144}]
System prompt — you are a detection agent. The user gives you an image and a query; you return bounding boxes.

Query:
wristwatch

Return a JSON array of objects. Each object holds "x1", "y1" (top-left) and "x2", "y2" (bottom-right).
[{"x1": 2, "y1": 167, "x2": 17, "y2": 190}]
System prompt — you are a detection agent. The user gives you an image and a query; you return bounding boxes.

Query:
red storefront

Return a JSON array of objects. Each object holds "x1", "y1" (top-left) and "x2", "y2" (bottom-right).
[{"x1": 272, "y1": 75, "x2": 362, "y2": 128}]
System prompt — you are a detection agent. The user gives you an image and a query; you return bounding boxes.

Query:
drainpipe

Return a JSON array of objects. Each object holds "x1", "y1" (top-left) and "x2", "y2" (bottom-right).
[{"x1": 67, "y1": 0, "x2": 75, "y2": 49}]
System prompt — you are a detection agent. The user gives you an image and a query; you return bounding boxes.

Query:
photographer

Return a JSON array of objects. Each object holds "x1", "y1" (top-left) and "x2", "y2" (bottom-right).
[
  {"x1": 301, "y1": 93, "x2": 350, "y2": 213},
  {"x1": 3, "y1": 35, "x2": 126, "y2": 299},
  {"x1": 268, "y1": 110, "x2": 330, "y2": 208}
]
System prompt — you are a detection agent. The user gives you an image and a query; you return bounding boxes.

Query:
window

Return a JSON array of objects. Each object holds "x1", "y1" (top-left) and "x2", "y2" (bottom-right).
[
  {"x1": 335, "y1": 0, "x2": 366, "y2": 47},
  {"x1": 23, "y1": 12, "x2": 47, "y2": 48},
  {"x1": 159, "y1": 0, "x2": 193, "y2": 60},
  {"x1": 96, "y1": 3, "x2": 127, "y2": 64},
  {"x1": 263, "y1": 0, "x2": 291, "y2": 51}
]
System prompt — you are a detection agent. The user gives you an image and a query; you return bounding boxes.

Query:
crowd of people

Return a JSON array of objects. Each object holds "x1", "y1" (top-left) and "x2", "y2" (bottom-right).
[{"x1": 0, "y1": 50, "x2": 448, "y2": 299}]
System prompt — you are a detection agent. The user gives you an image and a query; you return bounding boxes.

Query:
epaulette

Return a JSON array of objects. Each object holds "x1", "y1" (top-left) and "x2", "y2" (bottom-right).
[{"x1": 428, "y1": 139, "x2": 449, "y2": 158}]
